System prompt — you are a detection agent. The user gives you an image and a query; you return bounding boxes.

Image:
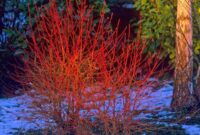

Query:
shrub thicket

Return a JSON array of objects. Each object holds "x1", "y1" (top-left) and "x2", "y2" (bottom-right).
[{"x1": 13, "y1": 0, "x2": 162, "y2": 134}]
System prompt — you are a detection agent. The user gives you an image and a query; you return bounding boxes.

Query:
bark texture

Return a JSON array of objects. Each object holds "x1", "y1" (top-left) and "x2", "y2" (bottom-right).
[
  {"x1": 172, "y1": 0, "x2": 198, "y2": 110},
  {"x1": 195, "y1": 66, "x2": 200, "y2": 101}
]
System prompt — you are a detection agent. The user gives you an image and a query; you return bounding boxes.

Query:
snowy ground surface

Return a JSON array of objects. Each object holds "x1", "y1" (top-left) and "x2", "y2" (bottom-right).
[
  {"x1": 1, "y1": 82, "x2": 200, "y2": 135},
  {"x1": 0, "y1": 94, "x2": 45, "y2": 134}
]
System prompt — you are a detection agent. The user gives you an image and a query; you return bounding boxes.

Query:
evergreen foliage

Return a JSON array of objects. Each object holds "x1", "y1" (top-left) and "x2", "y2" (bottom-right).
[{"x1": 134, "y1": 0, "x2": 200, "y2": 66}]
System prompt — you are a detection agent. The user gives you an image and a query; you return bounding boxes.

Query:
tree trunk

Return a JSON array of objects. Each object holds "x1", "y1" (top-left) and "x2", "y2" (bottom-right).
[
  {"x1": 171, "y1": 0, "x2": 198, "y2": 110},
  {"x1": 195, "y1": 66, "x2": 200, "y2": 101}
]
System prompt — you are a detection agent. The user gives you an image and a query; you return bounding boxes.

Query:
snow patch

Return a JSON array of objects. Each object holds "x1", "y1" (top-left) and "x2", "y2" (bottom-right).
[
  {"x1": 0, "y1": 94, "x2": 45, "y2": 135},
  {"x1": 122, "y1": 4, "x2": 134, "y2": 9},
  {"x1": 182, "y1": 125, "x2": 200, "y2": 135},
  {"x1": 1, "y1": 82, "x2": 199, "y2": 135}
]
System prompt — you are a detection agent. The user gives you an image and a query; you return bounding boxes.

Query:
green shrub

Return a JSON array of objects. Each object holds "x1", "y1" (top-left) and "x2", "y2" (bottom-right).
[{"x1": 134, "y1": 0, "x2": 200, "y2": 66}]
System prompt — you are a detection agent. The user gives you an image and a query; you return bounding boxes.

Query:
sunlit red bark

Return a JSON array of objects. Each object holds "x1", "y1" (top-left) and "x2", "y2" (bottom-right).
[{"x1": 13, "y1": 0, "x2": 161, "y2": 134}]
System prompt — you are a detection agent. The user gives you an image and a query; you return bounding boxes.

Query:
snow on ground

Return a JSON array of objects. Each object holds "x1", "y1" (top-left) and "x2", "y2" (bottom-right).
[
  {"x1": 1, "y1": 82, "x2": 200, "y2": 134},
  {"x1": 0, "y1": 94, "x2": 45, "y2": 134},
  {"x1": 182, "y1": 125, "x2": 200, "y2": 135},
  {"x1": 122, "y1": 3, "x2": 134, "y2": 9},
  {"x1": 138, "y1": 84, "x2": 173, "y2": 110}
]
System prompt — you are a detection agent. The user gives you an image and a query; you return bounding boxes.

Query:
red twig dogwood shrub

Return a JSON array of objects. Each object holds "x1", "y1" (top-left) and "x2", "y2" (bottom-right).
[{"x1": 14, "y1": 0, "x2": 162, "y2": 134}]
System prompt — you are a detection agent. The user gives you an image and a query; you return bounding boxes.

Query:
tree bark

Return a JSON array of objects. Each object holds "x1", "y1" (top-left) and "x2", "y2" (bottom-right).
[
  {"x1": 195, "y1": 65, "x2": 200, "y2": 101},
  {"x1": 171, "y1": 0, "x2": 198, "y2": 110}
]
